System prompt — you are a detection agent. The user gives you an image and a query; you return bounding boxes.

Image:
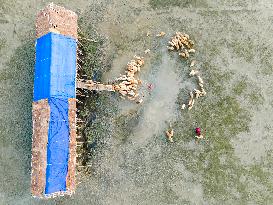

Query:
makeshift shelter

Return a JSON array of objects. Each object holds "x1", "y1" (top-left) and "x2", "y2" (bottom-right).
[{"x1": 31, "y1": 3, "x2": 77, "y2": 198}]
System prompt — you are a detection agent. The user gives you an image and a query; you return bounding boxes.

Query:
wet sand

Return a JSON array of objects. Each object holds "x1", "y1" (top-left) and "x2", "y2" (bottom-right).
[{"x1": 1, "y1": 0, "x2": 273, "y2": 204}]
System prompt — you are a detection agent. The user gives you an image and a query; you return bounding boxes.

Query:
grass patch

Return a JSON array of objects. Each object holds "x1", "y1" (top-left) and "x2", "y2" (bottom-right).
[
  {"x1": 228, "y1": 38, "x2": 255, "y2": 63},
  {"x1": 232, "y1": 76, "x2": 264, "y2": 106},
  {"x1": 203, "y1": 62, "x2": 234, "y2": 96},
  {"x1": 249, "y1": 165, "x2": 273, "y2": 189},
  {"x1": 173, "y1": 94, "x2": 252, "y2": 201},
  {"x1": 114, "y1": 110, "x2": 141, "y2": 143},
  {"x1": 172, "y1": 61, "x2": 253, "y2": 201},
  {"x1": 76, "y1": 21, "x2": 118, "y2": 167},
  {"x1": 258, "y1": 46, "x2": 273, "y2": 76},
  {"x1": 248, "y1": 92, "x2": 263, "y2": 105},
  {"x1": 0, "y1": 38, "x2": 6, "y2": 52},
  {"x1": 78, "y1": 31, "x2": 105, "y2": 80},
  {"x1": 233, "y1": 78, "x2": 248, "y2": 95},
  {"x1": 149, "y1": 0, "x2": 208, "y2": 9}
]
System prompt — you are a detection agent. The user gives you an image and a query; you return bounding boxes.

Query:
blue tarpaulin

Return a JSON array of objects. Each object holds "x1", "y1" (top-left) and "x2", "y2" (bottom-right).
[
  {"x1": 45, "y1": 98, "x2": 70, "y2": 194},
  {"x1": 33, "y1": 32, "x2": 77, "y2": 194},
  {"x1": 34, "y1": 32, "x2": 77, "y2": 101}
]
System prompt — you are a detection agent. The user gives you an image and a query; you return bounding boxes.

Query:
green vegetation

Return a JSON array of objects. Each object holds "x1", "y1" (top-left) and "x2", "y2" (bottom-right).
[
  {"x1": 232, "y1": 76, "x2": 264, "y2": 106},
  {"x1": 114, "y1": 109, "x2": 141, "y2": 143},
  {"x1": 233, "y1": 78, "x2": 248, "y2": 95},
  {"x1": 78, "y1": 30, "x2": 105, "y2": 80},
  {"x1": 0, "y1": 38, "x2": 6, "y2": 52},
  {"x1": 170, "y1": 61, "x2": 272, "y2": 202},
  {"x1": 149, "y1": 0, "x2": 208, "y2": 9},
  {"x1": 4, "y1": 40, "x2": 35, "y2": 175},
  {"x1": 248, "y1": 92, "x2": 263, "y2": 104},
  {"x1": 172, "y1": 64, "x2": 254, "y2": 202},
  {"x1": 76, "y1": 21, "x2": 119, "y2": 167},
  {"x1": 229, "y1": 37, "x2": 273, "y2": 76},
  {"x1": 258, "y1": 46, "x2": 273, "y2": 75},
  {"x1": 229, "y1": 38, "x2": 255, "y2": 63}
]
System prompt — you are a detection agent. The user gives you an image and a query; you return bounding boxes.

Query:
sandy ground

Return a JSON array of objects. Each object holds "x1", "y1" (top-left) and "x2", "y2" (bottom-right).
[{"x1": 1, "y1": 0, "x2": 273, "y2": 204}]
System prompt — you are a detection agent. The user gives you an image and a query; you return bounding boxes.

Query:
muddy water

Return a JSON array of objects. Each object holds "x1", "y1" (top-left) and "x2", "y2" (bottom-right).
[{"x1": 1, "y1": 0, "x2": 273, "y2": 204}]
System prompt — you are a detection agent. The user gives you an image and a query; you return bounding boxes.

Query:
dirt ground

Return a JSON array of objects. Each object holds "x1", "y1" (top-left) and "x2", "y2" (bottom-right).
[{"x1": 1, "y1": 0, "x2": 273, "y2": 204}]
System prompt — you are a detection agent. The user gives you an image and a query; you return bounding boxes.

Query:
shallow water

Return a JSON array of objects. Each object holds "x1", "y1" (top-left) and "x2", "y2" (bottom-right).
[{"x1": 1, "y1": 0, "x2": 273, "y2": 204}]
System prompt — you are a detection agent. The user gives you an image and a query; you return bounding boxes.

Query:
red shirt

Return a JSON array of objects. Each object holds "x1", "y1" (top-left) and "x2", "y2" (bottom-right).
[{"x1": 195, "y1": 127, "x2": 201, "y2": 136}]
